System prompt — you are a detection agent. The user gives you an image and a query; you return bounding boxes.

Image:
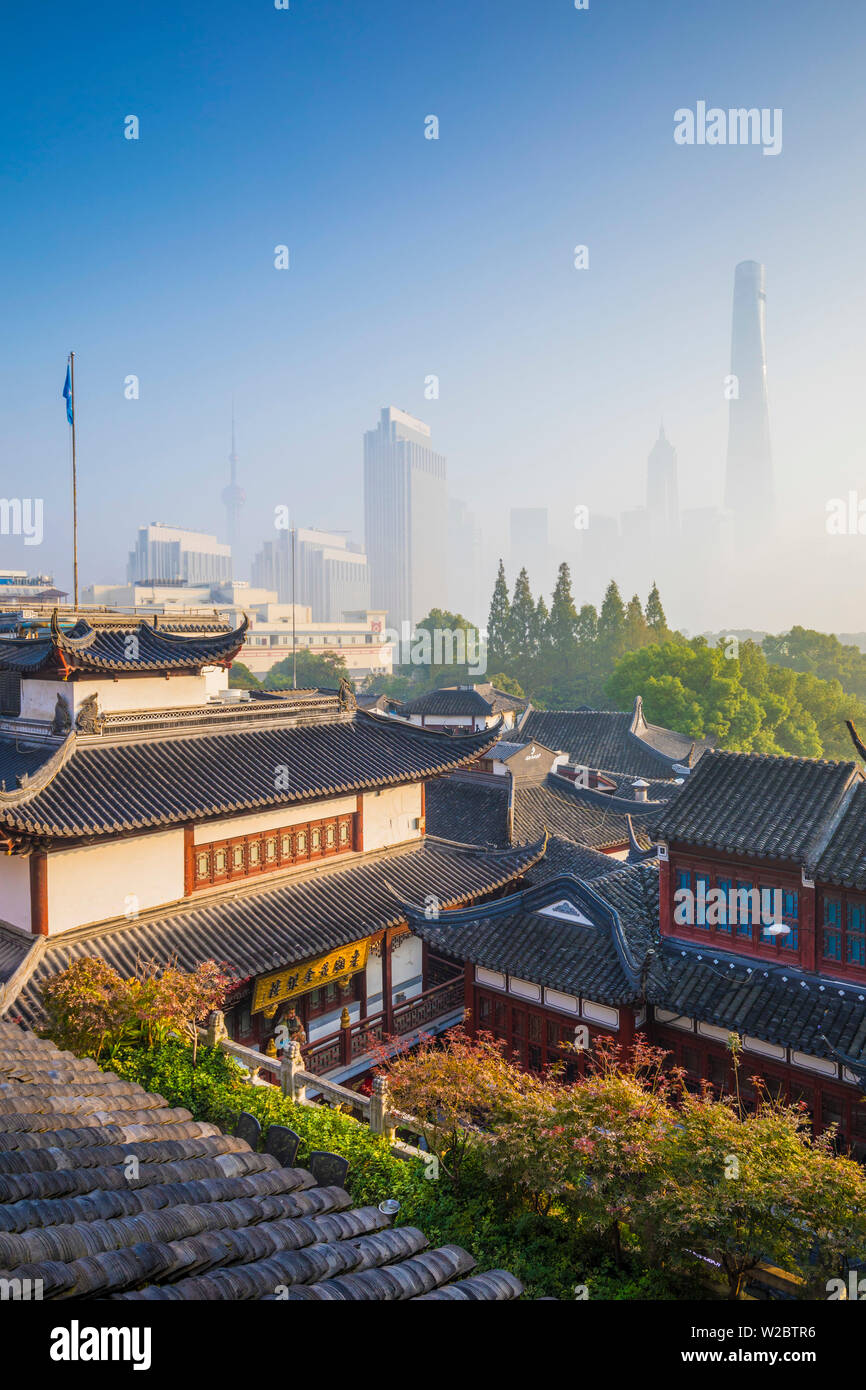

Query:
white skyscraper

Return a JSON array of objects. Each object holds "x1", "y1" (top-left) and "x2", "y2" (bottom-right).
[
  {"x1": 363, "y1": 406, "x2": 447, "y2": 628},
  {"x1": 127, "y1": 524, "x2": 232, "y2": 586}
]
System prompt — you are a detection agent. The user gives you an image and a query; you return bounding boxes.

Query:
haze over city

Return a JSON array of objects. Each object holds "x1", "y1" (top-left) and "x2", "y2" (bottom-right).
[{"x1": 3, "y1": 0, "x2": 865, "y2": 633}]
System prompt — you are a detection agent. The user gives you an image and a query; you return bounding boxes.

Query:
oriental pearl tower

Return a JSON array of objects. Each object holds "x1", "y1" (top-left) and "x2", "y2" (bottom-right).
[{"x1": 221, "y1": 402, "x2": 245, "y2": 566}]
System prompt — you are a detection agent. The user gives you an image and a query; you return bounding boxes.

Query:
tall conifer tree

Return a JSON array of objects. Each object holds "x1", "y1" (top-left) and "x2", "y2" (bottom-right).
[{"x1": 487, "y1": 560, "x2": 511, "y2": 669}]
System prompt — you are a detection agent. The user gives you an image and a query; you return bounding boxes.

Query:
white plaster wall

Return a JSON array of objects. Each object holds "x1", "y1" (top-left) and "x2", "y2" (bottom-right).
[
  {"x1": 0, "y1": 856, "x2": 31, "y2": 931},
  {"x1": 46, "y1": 830, "x2": 185, "y2": 934},
  {"x1": 361, "y1": 784, "x2": 422, "y2": 851},
  {"x1": 21, "y1": 670, "x2": 227, "y2": 720},
  {"x1": 194, "y1": 795, "x2": 357, "y2": 844},
  {"x1": 391, "y1": 934, "x2": 422, "y2": 1001},
  {"x1": 365, "y1": 951, "x2": 383, "y2": 1014}
]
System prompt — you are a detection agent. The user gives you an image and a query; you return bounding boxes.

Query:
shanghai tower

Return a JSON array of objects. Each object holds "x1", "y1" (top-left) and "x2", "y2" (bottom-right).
[{"x1": 724, "y1": 260, "x2": 773, "y2": 528}]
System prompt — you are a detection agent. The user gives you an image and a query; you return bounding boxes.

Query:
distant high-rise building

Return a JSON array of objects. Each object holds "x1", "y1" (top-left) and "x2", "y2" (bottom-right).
[
  {"x1": 251, "y1": 527, "x2": 370, "y2": 622},
  {"x1": 127, "y1": 524, "x2": 232, "y2": 586},
  {"x1": 447, "y1": 499, "x2": 483, "y2": 624},
  {"x1": 724, "y1": 261, "x2": 773, "y2": 528},
  {"x1": 646, "y1": 424, "x2": 679, "y2": 536},
  {"x1": 509, "y1": 508, "x2": 550, "y2": 595},
  {"x1": 221, "y1": 406, "x2": 245, "y2": 554},
  {"x1": 250, "y1": 530, "x2": 291, "y2": 602},
  {"x1": 363, "y1": 406, "x2": 447, "y2": 628},
  {"x1": 296, "y1": 528, "x2": 369, "y2": 621}
]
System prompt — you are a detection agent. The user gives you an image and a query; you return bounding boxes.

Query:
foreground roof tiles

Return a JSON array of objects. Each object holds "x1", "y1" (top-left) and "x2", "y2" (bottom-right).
[
  {"x1": 0, "y1": 710, "x2": 503, "y2": 839},
  {"x1": 0, "y1": 1022, "x2": 522, "y2": 1301}
]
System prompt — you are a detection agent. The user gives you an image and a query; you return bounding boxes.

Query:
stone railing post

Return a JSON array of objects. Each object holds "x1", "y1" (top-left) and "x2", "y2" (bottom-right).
[
  {"x1": 280, "y1": 1040, "x2": 306, "y2": 1103},
  {"x1": 206, "y1": 1010, "x2": 228, "y2": 1048},
  {"x1": 369, "y1": 1074, "x2": 395, "y2": 1142},
  {"x1": 340, "y1": 1006, "x2": 352, "y2": 1067}
]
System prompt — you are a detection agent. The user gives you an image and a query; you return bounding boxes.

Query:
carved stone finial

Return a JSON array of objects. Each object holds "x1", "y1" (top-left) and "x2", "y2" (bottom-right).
[
  {"x1": 205, "y1": 1009, "x2": 228, "y2": 1047},
  {"x1": 75, "y1": 692, "x2": 102, "y2": 734},
  {"x1": 51, "y1": 693, "x2": 72, "y2": 735},
  {"x1": 338, "y1": 677, "x2": 357, "y2": 712}
]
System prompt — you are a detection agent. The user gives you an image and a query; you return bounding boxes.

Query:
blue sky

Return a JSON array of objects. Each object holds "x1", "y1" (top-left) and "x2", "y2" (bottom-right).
[{"x1": 2, "y1": 0, "x2": 865, "y2": 630}]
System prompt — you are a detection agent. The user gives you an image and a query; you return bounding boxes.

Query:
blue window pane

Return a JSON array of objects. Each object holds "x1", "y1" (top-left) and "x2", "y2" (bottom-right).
[
  {"x1": 695, "y1": 873, "x2": 710, "y2": 929},
  {"x1": 847, "y1": 900, "x2": 866, "y2": 966},
  {"x1": 824, "y1": 896, "x2": 843, "y2": 961},
  {"x1": 735, "y1": 881, "x2": 754, "y2": 938},
  {"x1": 717, "y1": 878, "x2": 732, "y2": 932},
  {"x1": 676, "y1": 869, "x2": 691, "y2": 891}
]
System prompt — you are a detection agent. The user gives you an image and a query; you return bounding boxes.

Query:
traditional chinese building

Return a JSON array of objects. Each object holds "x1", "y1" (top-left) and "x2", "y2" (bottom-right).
[
  {"x1": 0, "y1": 611, "x2": 543, "y2": 1083},
  {"x1": 412, "y1": 745, "x2": 866, "y2": 1159},
  {"x1": 395, "y1": 683, "x2": 528, "y2": 732}
]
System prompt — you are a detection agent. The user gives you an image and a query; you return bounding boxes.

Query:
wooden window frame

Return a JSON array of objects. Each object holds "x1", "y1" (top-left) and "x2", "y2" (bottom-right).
[
  {"x1": 188, "y1": 811, "x2": 357, "y2": 892},
  {"x1": 818, "y1": 888, "x2": 866, "y2": 981}
]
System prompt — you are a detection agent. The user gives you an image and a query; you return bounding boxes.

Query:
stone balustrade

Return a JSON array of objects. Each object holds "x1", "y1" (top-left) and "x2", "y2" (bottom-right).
[{"x1": 203, "y1": 1011, "x2": 429, "y2": 1160}]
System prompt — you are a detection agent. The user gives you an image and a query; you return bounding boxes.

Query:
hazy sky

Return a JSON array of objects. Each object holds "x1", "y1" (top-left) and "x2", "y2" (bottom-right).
[{"x1": 2, "y1": 0, "x2": 865, "y2": 632}]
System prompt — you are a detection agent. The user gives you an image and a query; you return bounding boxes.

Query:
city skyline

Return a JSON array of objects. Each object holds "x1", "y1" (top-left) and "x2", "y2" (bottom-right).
[{"x1": 3, "y1": 0, "x2": 865, "y2": 635}]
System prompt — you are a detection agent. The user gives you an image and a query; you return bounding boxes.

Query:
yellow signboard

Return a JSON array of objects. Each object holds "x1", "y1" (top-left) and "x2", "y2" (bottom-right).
[{"x1": 251, "y1": 938, "x2": 370, "y2": 1014}]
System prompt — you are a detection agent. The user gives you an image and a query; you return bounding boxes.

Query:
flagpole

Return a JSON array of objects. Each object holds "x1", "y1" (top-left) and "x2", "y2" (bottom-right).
[
  {"x1": 69, "y1": 352, "x2": 79, "y2": 611},
  {"x1": 291, "y1": 526, "x2": 297, "y2": 689}
]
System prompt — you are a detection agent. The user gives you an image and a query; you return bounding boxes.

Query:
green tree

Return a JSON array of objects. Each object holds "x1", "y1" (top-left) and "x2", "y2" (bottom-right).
[
  {"x1": 625, "y1": 594, "x2": 649, "y2": 651},
  {"x1": 645, "y1": 582, "x2": 669, "y2": 638},
  {"x1": 264, "y1": 650, "x2": 351, "y2": 690},
  {"x1": 507, "y1": 569, "x2": 536, "y2": 687},
  {"x1": 487, "y1": 560, "x2": 511, "y2": 671},
  {"x1": 228, "y1": 661, "x2": 260, "y2": 689},
  {"x1": 598, "y1": 580, "x2": 627, "y2": 657}
]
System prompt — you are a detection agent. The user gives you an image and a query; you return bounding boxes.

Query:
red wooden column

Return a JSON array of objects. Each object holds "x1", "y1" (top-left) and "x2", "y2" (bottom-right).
[
  {"x1": 463, "y1": 962, "x2": 474, "y2": 1031},
  {"x1": 183, "y1": 825, "x2": 195, "y2": 896},
  {"x1": 382, "y1": 929, "x2": 394, "y2": 1033},
  {"x1": 658, "y1": 853, "x2": 672, "y2": 936},
  {"x1": 801, "y1": 878, "x2": 817, "y2": 973},
  {"x1": 353, "y1": 794, "x2": 364, "y2": 852},
  {"x1": 29, "y1": 852, "x2": 48, "y2": 936}
]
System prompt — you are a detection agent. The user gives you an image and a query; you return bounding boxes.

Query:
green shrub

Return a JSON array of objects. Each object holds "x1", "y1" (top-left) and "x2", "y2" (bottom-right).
[{"x1": 97, "y1": 1039, "x2": 694, "y2": 1300}]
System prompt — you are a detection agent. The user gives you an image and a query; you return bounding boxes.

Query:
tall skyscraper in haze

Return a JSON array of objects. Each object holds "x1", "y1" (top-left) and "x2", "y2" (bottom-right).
[
  {"x1": 363, "y1": 406, "x2": 447, "y2": 628},
  {"x1": 646, "y1": 424, "x2": 679, "y2": 536},
  {"x1": 724, "y1": 261, "x2": 773, "y2": 528},
  {"x1": 221, "y1": 406, "x2": 245, "y2": 556},
  {"x1": 447, "y1": 499, "x2": 483, "y2": 624},
  {"x1": 510, "y1": 508, "x2": 550, "y2": 595}
]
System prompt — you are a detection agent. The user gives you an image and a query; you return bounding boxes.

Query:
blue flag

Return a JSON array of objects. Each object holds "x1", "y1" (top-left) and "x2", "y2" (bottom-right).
[{"x1": 62, "y1": 364, "x2": 73, "y2": 425}]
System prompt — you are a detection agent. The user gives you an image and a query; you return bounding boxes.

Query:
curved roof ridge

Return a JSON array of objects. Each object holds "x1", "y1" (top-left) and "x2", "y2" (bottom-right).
[{"x1": 0, "y1": 732, "x2": 77, "y2": 807}]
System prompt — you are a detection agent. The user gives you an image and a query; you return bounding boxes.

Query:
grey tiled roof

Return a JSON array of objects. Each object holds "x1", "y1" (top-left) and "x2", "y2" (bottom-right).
[
  {"x1": 398, "y1": 684, "x2": 526, "y2": 718},
  {"x1": 425, "y1": 776, "x2": 511, "y2": 847},
  {"x1": 648, "y1": 945, "x2": 866, "y2": 1066},
  {"x1": 0, "y1": 1020, "x2": 523, "y2": 1301},
  {"x1": 512, "y1": 777, "x2": 653, "y2": 852},
  {"x1": 7, "y1": 836, "x2": 545, "y2": 1027},
  {"x1": 523, "y1": 835, "x2": 622, "y2": 885},
  {"x1": 814, "y1": 782, "x2": 866, "y2": 890},
  {"x1": 519, "y1": 698, "x2": 710, "y2": 778},
  {"x1": 651, "y1": 749, "x2": 861, "y2": 863},
  {"x1": 0, "y1": 711, "x2": 503, "y2": 839},
  {"x1": 0, "y1": 615, "x2": 248, "y2": 674},
  {"x1": 411, "y1": 866, "x2": 658, "y2": 1006}
]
